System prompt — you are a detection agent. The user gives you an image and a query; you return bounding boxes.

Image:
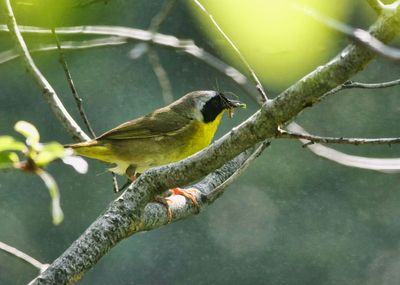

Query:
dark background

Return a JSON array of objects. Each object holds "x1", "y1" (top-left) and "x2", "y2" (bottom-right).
[{"x1": 1, "y1": 1, "x2": 400, "y2": 284}]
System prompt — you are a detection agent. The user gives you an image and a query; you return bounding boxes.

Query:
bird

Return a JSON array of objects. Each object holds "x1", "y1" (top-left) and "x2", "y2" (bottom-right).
[{"x1": 66, "y1": 90, "x2": 245, "y2": 214}]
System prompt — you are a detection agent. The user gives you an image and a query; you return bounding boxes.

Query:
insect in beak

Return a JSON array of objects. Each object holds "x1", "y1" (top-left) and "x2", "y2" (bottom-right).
[{"x1": 225, "y1": 98, "x2": 246, "y2": 118}]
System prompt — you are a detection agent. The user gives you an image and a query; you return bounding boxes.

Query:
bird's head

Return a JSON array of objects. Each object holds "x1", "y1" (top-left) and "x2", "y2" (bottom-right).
[{"x1": 177, "y1": 90, "x2": 246, "y2": 123}]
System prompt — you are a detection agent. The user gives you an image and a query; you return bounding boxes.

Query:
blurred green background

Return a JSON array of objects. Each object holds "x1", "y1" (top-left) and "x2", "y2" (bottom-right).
[{"x1": 1, "y1": 0, "x2": 400, "y2": 284}]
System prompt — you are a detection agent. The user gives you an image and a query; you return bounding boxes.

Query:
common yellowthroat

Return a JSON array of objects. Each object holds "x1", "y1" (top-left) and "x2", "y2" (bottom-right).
[{"x1": 67, "y1": 91, "x2": 245, "y2": 183}]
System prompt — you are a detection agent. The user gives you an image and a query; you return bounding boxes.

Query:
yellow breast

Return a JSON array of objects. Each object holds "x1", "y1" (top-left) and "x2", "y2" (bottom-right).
[{"x1": 179, "y1": 111, "x2": 224, "y2": 159}]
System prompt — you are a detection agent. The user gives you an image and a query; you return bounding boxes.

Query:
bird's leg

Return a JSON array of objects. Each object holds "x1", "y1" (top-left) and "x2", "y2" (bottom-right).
[
  {"x1": 111, "y1": 172, "x2": 119, "y2": 193},
  {"x1": 114, "y1": 165, "x2": 137, "y2": 193}
]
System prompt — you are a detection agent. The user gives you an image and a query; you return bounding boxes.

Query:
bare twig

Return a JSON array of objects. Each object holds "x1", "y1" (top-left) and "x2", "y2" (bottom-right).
[
  {"x1": 145, "y1": 0, "x2": 177, "y2": 104},
  {"x1": 320, "y1": 78, "x2": 400, "y2": 98},
  {"x1": 287, "y1": 122, "x2": 400, "y2": 173},
  {"x1": 0, "y1": 36, "x2": 128, "y2": 65},
  {"x1": 299, "y1": 3, "x2": 400, "y2": 61},
  {"x1": 51, "y1": 28, "x2": 96, "y2": 138},
  {"x1": 277, "y1": 128, "x2": 400, "y2": 145},
  {"x1": 0, "y1": 241, "x2": 48, "y2": 272},
  {"x1": 2, "y1": 1, "x2": 90, "y2": 142},
  {"x1": 342, "y1": 79, "x2": 400, "y2": 89},
  {"x1": 0, "y1": 25, "x2": 260, "y2": 101},
  {"x1": 148, "y1": 0, "x2": 178, "y2": 33},
  {"x1": 193, "y1": 0, "x2": 269, "y2": 102},
  {"x1": 147, "y1": 48, "x2": 174, "y2": 104}
]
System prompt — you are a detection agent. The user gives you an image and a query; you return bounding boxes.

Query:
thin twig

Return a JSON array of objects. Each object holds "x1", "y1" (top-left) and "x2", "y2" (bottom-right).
[
  {"x1": 277, "y1": 128, "x2": 400, "y2": 146},
  {"x1": 147, "y1": 48, "x2": 174, "y2": 104},
  {"x1": 51, "y1": 28, "x2": 96, "y2": 138},
  {"x1": 2, "y1": 1, "x2": 90, "y2": 142},
  {"x1": 287, "y1": 122, "x2": 400, "y2": 173},
  {"x1": 146, "y1": 0, "x2": 177, "y2": 104},
  {"x1": 320, "y1": 78, "x2": 400, "y2": 98},
  {"x1": 342, "y1": 79, "x2": 400, "y2": 89},
  {"x1": 0, "y1": 36, "x2": 128, "y2": 65},
  {"x1": 298, "y1": 4, "x2": 400, "y2": 61},
  {"x1": 148, "y1": 0, "x2": 178, "y2": 33},
  {"x1": 0, "y1": 241, "x2": 47, "y2": 272},
  {"x1": 0, "y1": 25, "x2": 260, "y2": 101},
  {"x1": 193, "y1": 0, "x2": 269, "y2": 102}
]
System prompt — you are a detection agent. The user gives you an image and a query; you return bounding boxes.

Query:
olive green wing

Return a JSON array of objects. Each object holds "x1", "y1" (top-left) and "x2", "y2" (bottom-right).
[{"x1": 97, "y1": 107, "x2": 192, "y2": 140}]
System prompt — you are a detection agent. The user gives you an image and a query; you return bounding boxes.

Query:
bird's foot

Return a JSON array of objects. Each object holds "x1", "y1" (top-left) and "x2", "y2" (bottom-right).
[
  {"x1": 155, "y1": 187, "x2": 201, "y2": 223},
  {"x1": 169, "y1": 187, "x2": 200, "y2": 211}
]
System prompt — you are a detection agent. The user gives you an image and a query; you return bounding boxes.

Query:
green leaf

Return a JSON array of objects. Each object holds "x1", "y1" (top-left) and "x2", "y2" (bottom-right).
[
  {"x1": 34, "y1": 142, "x2": 65, "y2": 167},
  {"x1": 14, "y1": 121, "x2": 40, "y2": 146},
  {"x1": 0, "y1": 136, "x2": 26, "y2": 152},
  {"x1": 36, "y1": 169, "x2": 64, "y2": 225},
  {"x1": 0, "y1": 152, "x2": 19, "y2": 169}
]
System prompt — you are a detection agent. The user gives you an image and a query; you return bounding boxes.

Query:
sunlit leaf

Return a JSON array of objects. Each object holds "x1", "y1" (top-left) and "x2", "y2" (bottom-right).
[
  {"x1": 35, "y1": 142, "x2": 65, "y2": 166},
  {"x1": 14, "y1": 121, "x2": 40, "y2": 146},
  {"x1": 61, "y1": 155, "x2": 88, "y2": 174},
  {"x1": 0, "y1": 136, "x2": 26, "y2": 152},
  {"x1": 36, "y1": 169, "x2": 64, "y2": 225}
]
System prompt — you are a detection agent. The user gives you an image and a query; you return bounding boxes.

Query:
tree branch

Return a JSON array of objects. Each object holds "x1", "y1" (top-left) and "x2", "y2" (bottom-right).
[
  {"x1": 29, "y1": 5, "x2": 400, "y2": 284},
  {"x1": 3, "y1": 0, "x2": 90, "y2": 142}
]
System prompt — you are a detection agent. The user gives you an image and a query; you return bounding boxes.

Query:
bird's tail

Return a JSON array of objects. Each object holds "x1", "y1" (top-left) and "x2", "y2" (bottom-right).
[{"x1": 64, "y1": 140, "x2": 114, "y2": 162}]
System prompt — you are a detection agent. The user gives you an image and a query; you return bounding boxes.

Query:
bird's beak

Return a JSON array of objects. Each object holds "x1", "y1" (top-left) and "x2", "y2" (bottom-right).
[{"x1": 223, "y1": 96, "x2": 246, "y2": 118}]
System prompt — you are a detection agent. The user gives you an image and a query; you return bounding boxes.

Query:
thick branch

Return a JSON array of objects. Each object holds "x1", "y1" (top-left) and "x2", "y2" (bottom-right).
[
  {"x1": 3, "y1": 0, "x2": 89, "y2": 142},
  {"x1": 30, "y1": 6, "x2": 400, "y2": 284}
]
